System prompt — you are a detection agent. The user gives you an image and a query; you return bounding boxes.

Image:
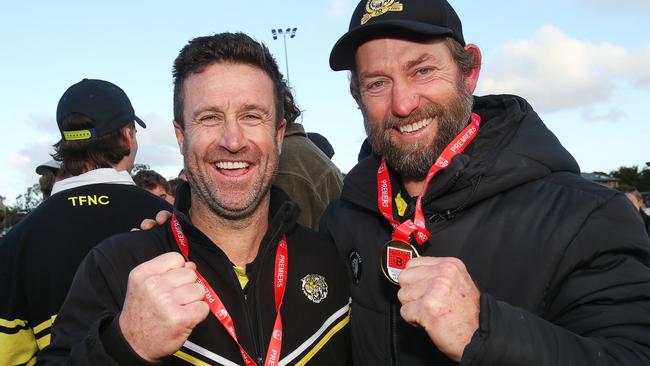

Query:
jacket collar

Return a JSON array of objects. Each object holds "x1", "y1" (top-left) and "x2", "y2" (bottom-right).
[
  {"x1": 172, "y1": 181, "x2": 300, "y2": 259},
  {"x1": 284, "y1": 122, "x2": 307, "y2": 138},
  {"x1": 340, "y1": 94, "x2": 580, "y2": 218},
  {"x1": 51, "y1": 168, "x2": 134, "y2": 195}
]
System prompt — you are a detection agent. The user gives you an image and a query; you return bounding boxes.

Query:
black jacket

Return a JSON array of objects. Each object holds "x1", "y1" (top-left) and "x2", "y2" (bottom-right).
[
  {"x1": 0, "y1": 182, "x2": 171, "y2": 366},
  {"x1": 321, "y1": 95, "x2": 650, "y2": 365},
  {"x1": 39, "y1": 183, "x2": 351, "y2": 365}
]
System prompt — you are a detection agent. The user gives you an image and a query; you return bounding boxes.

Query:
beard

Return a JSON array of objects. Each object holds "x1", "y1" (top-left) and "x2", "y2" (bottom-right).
[
  {"x1": 184, "y1": 145, "x2": 278, "y2": 221},
  {"x1": 362, "y1": 79, "x2": 474, "y2": 180}
]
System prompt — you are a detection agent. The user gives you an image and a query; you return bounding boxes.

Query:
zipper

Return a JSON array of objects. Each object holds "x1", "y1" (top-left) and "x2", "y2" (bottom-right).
[
  {"x1": 252, "y1": 248, "x2": 268, "y2": 366},
  {"x1": 229, "y1": 259, "x2": 262, "y2": 364},
  {"x1": 184, "y1": 220, "x2": 262, "y2": 364},
  {"x1": 390, "y1": 298, "x2": 398, "y2": 366}
]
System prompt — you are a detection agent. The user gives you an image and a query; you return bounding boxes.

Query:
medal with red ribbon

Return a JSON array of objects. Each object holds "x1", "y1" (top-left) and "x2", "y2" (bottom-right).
[
  {"x1": 378, "y1": 113, "x2": 481, "y2": 284},
  {"x1": 171, "y1": 213, "x2": 287, "y2": 365}
]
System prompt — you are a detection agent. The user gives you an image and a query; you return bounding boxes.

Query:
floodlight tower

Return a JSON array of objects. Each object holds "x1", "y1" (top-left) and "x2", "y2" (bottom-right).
[{"x1": 271, "y1": 27, "x2": 298, "y2": 83}]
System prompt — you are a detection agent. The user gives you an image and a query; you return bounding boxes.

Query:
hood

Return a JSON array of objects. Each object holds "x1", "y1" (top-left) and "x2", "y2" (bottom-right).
[{"x1": 341, "y1": 94, "x2": 580, "y2": 216}]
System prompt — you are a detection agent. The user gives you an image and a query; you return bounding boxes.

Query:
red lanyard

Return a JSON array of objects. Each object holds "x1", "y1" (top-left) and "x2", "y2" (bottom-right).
[
  {"x1": 171, "y1": 213, "x2": 287, "y2": 366},
  {"x1": 377, "y1": 113, "x2": 481, "y2": 245}
]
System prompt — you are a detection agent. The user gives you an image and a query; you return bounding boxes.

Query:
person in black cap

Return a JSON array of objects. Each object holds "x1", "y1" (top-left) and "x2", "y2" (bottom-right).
[
  {"x1": 321, "y1": 0, "x2": 650, "y2": 364},
  {"x1": 0, "y1": 79, "x2": 170, "y2": 364},
  {"x1": 306, "y1": 132, "x2": 336, "y2": 159},
  {"x1": 35, "y1": 159, "x2": 61, "y2": 199}
]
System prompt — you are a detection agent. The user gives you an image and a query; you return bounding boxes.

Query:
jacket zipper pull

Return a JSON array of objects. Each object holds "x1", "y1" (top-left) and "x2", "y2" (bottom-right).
[{"x1": 428, "y1": 213, "x2": 443, "y2": 223}]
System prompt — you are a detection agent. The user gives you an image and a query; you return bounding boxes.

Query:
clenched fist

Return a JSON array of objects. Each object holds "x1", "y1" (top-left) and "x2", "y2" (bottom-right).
[
  {"x1": 397, "y1": 256, "x2": 480, "y2": 362},
  {"x1": 119, "y1": 252, "x2": 210, "y2": 362}
]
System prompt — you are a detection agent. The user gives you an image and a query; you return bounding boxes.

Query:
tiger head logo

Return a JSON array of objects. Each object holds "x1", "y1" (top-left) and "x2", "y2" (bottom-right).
[{"x1": 301, "y1": 274, "x2": 329, "y2": 303}]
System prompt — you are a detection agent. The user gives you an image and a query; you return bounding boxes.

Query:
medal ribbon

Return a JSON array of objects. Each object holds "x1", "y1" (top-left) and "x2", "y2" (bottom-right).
[
  {"x1": 171, "y1": 213, "x2": 287, "y2": 366},
  {"x1": 377, "y1": 113, "x2": 481, "y2": 245}
]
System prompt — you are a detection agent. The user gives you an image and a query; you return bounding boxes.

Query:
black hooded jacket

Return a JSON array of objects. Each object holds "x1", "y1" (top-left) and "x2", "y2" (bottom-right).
[
  {"x1": 39, "y1": 183, "x2": 351, "y2": 365},
  {"x1": 321, "y1": 95, "x2": 650, "y2": 365}
]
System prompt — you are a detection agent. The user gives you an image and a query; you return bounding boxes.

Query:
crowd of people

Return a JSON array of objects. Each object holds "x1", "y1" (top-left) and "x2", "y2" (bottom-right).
[{"x1": 2, "y1": 0, "x2": 650, "y2": 365}]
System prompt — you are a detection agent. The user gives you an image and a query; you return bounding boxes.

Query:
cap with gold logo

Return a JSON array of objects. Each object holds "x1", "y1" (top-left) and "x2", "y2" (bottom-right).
[{"x1": 330, "y1": 0, "x2": 465, "y2": 71}]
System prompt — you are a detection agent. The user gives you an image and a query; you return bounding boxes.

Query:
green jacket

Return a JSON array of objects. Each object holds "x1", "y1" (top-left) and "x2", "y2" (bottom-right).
[{"x1": 276, "y1": 123, "x2": 343, "y2": 229}]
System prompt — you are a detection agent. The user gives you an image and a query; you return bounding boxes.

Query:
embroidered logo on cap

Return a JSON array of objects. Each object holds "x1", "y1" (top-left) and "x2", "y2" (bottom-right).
[
  {"x1": 301, "y1": 274, "x2": 329, "y2": 303},
  {"x1": 361, "y1": 0, "x2": 403, "y2": 25}
]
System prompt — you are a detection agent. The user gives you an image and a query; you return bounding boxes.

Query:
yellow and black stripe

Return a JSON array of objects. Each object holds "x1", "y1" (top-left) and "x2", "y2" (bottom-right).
[
  {"x1": 0, "y1": 315, "x2": 56, "y2": 366},
  {"x1": 170, "y1": 300, "x2": 351, "y2": 366}
]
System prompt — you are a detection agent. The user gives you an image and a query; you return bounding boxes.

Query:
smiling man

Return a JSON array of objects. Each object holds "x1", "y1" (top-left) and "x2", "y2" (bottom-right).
[
  {"x1": 321, "y1": 0, "x2": 650, "y2": 365},
  {"x1": 39, "y1": 33, "x2": 351, "y2": 366}
]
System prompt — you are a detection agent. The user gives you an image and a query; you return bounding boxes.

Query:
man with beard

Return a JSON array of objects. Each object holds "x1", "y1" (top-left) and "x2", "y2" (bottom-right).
[
  {"x1": 39, "y1": 33, "x2": 351, "y2": 365},
  {"x1": 321, "y1": 0, "x2": 650, "y2": 364}
]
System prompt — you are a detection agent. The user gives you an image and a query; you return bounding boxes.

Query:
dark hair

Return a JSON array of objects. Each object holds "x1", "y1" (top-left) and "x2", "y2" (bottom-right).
[
  {"x1": 39, "y1": 171, "x2": 56, "y2": 199},
  {"x1": 133, "y1": 169, "x2": 170, "y2": 192},
  {"x1": 52, "y1": 114, "x2": 133, "y2": 176},
  {"x1": 173, "y1": 32, "x2": 301, "y2": 129},
  {"x1": 349, "y1": 37, "x2": 479, "y2": 98},
  {"x1": 167, "y1": 178, "x2": 183, "y2": 197},
  {"x1": 443, "y1": 37, "x2": 478, "y2": 75}
]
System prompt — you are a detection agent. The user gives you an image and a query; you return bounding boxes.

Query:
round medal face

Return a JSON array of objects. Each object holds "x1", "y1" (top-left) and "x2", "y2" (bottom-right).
[{"x1": 380, "y1": 240, "x2": 419, "y2": 285}]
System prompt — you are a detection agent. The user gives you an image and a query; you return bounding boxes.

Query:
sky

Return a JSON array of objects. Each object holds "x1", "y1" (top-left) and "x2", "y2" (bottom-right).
[{"x1": 1, "y1": 0, "x2": 649, "y2": 205}]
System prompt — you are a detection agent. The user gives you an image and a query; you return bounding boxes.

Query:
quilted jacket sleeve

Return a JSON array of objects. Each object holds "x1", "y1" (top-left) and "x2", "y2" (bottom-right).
[{"x1": 461, "y1": 194, "x2": 650, "y2": 365}]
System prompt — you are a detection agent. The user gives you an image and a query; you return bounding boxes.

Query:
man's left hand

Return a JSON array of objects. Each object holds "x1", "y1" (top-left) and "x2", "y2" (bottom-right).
[{"x1": 397, "y1": 256, "x2": 480, "y2": 362}]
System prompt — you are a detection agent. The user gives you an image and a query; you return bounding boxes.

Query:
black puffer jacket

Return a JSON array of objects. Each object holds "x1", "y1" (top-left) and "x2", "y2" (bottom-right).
[{"x1": 321, "y1": 94, "x2": 650, "y2": 365}]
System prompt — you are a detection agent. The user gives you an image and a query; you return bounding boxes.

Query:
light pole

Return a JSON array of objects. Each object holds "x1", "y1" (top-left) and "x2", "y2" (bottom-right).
[{"x1": 271, "y1": 27, "x2": 297, "y2": 83}]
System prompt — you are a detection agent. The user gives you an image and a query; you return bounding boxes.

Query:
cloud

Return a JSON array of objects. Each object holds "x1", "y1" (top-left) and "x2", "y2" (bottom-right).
[
  {"x1": 602, "y1": 45, "x2": 650, "y2": 88},
  {"x1": 6, "y1": 114, "x2": 60, "y2": 177},
  {"x1": 134, "y1": 112, "x2": 183, "y2": 170},
  {"x1": 28, "y1": 113, "x2": 59, "y2": 136},
  {"x1": 478, "y1": 25, "x2": 650, "y2": 113},
  {"x1": 136, "y1": 113, "x2": 177, "y2": 145},
  {"x1": 581, "y1": 107, "x2": 628, "y2": 122},
  {"x1": 7, "y1": 140, "x2": 58, "y2": 177},
  {"x1": 327, "y1": 0, "x2": 355, "y2": 18},
  {"x1": 582, "y1": 0, "x2": 650, "y2": 15},
  {"x1": 4, "y1": 112, "x2": 181, "y2": 182}
]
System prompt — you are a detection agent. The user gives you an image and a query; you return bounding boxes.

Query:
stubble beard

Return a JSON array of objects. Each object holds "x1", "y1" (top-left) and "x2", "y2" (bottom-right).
[
  {"x1": 362, "y1": 79, "x2": 474, "y2": 180},
  {"x1": 184, "y1": 146, "x2": 278, "y2": 221}
]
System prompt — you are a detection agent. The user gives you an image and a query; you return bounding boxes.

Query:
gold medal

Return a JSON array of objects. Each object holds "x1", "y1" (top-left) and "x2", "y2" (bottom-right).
[{"x1": 380, "y1": 240, "x2": 419, "y2": 285}]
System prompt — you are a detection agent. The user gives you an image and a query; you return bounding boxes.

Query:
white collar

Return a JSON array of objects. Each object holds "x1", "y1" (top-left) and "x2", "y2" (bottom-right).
[{"x1": 51, "y1": 168, "x2": 135, "y2": 195}]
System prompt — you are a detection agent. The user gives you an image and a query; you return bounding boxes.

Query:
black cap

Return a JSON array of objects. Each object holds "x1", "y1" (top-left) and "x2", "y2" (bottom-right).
[
  {"x1": 56, "y1": 79, "x2": 146, "y2": 141},
  {"x1": 35, "y1": 159, "x2": 61, "y2": 175},
  {"x1": 307, "y1": 132, "x2": 335, "y2": 159},
  {"x1": 330, "y1": 0, "x2": 465, "y2": 71}
]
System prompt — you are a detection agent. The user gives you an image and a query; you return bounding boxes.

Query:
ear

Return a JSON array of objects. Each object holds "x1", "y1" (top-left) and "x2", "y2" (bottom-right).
[
  {"x1": 121, "y1": 126, "x2": 134, "y2": 149},
  {"x1": 463, "y1": 44, "x2": 482, "y2": 94},
  {"x1": 173, "y1": 120, "x2": 185, "y2": 155},
  {"x1": 276, "y1": 119, "x2": 286, "y2": 155}
]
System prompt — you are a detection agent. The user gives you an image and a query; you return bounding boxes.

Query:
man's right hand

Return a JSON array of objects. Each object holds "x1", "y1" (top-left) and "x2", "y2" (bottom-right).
[
  {"x1": 119, "y1": 252, "x2": 209, "y2": 362},
  {"x1": 138, "y1": 210, "x2": 172, "y2": 231}
]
